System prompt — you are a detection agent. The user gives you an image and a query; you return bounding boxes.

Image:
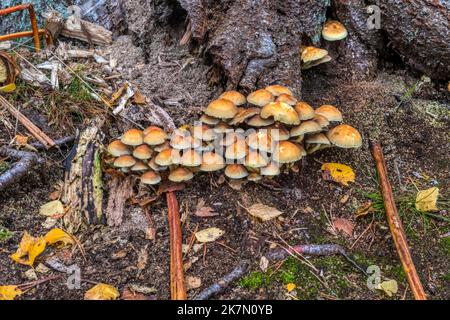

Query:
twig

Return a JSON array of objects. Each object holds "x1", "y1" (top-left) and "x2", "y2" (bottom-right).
[
  {"x1": 194, "y1": 260, "x2": 250, "y2": 300},
  {"x1": 370, "y1": 141, "x2": 427, "y2": 300},
  {"x1": 30, "y1": 136, "x2": 75, "y2": 150}
]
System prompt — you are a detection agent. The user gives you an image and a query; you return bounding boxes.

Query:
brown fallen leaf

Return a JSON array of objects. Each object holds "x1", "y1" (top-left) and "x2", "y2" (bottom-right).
[
  {"x1": 329, "y1": 218, "x2": 354, "y2": 237},
  {"x1": 121, "y1": 288, "x2": 156, "y2": 300},
  {"x1": 133, "y1": 90, "x2": 147, "y2": 105},
  {"x1": 186, "y1": 276, "x2": 202, "y2": 291},
  {"x1": 194, "y1": 199, "x2": 218, "y2": 217},
  {"x1": 355, "y1": 201, "x2": 375, "y2": 218},
  {"x1": 246, "y1": 203, "x2": 283, "y2": 222}
]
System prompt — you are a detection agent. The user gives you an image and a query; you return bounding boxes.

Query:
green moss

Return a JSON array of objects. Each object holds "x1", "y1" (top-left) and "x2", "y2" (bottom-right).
[
  {"x1": 0, "y1": 161, "x2": 10, "y2": 174},
  {"x1": 0, "y1": 226, "x2": 13, "y2": 241},
  {"x1": 441, "y1": 272, "x2": 450, "y2": 282},
  {"x1": 65, "y1": 75, "x2": 94, "y2": 103},
  {"x1": 239, "y1": 271, "x2": 271, "y2": 290},
  {"x1": 439, "y1": 237, "x2": 450, "y2": 256}
]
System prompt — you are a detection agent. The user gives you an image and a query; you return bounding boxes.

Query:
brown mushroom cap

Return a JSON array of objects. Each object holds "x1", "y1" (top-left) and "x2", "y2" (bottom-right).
[
  {"x1": 247, "y1": 172, "x2": 262, "y2": 182},
  {"x1": 154, "y1": 140, "x2": 170, "y2": 152},
  {"x1": 205, "y1": 99, "x2": 238, "y2": 119},
  {"x1": 144, "y1": 127, "x2": 167, "y2": 145},
  {"x1": 294, "y1": 102, "x2": 315, "y2": 120},
  {"x1": 276, "y1": 94, "x2": 298, "y2": 106},
  {"x1": 247, "y1": 89, "x2": 274, "y2": 107},
  {"x1": 260, "y1": 162, "x2": 281, "y2": 176},
  {"x1": 133, "y1": 144, "x2": 153, "y2": 160},
  {"x1": 219, "y1": 91, "x2": 247, "y2": 106},
  {"x1": 170, "y1": 132, "x2": 200, "y2": 150},
  {"x1": 313, "y1": 114, "x2": 330, "y2": 128},
  {"x1": 213, "y1": 122, "x2": 232, "y2": 134},
  {"x1": 246, "y1": 115, "x2": 274, "y2": 127},
  {"x1": 267, "y1": 125, "x2": 290, "y2": 141},
  {"x1": 224, "y1": 164, "x2": 248, "y2": 179},
  {"x1": 200, "y1": 114, "x2": 221, "y2": 125},
  {"x1": 322, "y1": 20, "x2": 348, "y2": 41},
  {"x1": 265, "y1": 85, "x2": 293, "y2": 97},
  {"x1": 315, "y1": 105, "x2": 343, "y2": 122},
  {"x1": 155, "y1": 148, "x2": 176, "y2": 166},
  {"x1": 107, "y1": 140, "x2": 131, "y2": 157},
  {"x1": 290, "y1": 120, "x2": 322, "y2": 137},
  {"x1": 246, "y1": 131, "x2": 273, "y2": 153},
  {"x1": 302, "y1": 55, "x2": 332, "y2": 70},
  {"x1": 192, "y1": 124, "x2": 217, "y2": 142},
  {"x1": 121, "y1": 128, "x2": 144, "y2": 146},
  {"x1": 220, "y1": 130, "x2": 245, "y2": 147},
  {"x1": 114, "y1": 155, "x2": 136, "y2": 168},
  {"x1": 260, "y1": 102, "x2": 300, "y2": 125},
  {"x1": 131, "y1": 161, "x2": 149, "y2": 172},
  {"x1": 180, "y1": 149, "x2": 202, "y2": 167},
  {"x1": 272, "y1": 141, "x2": 302, "y2": 163},
  {"x1": 169, "y1": 167, "x2": 193, "y2": 182},
  {"x1": 141, "y1": 170, "x2": 161, "y2": 185},
  {"x1": 326, "y1": 124, "x2": 362, "y2": 148},
  {"x1": 245, "y1": 150, "x2": 269, "y2": 168},
  {"x1": 200, "y1": 152, "x2": 226, "y2": 172},
  {"x1": 148, "y1": 157, "x2": 168, "y2": 172},
  {"x1": 229, "y1": 107, "x2": 260, "y2": 126},
  {"x1": 305, "y1": 133, "x2": 331, "y2": 145},
  {"x1": 225, "y1": 140, "x2": 248, "y2": 160},
  {"x1": 301, "y1": 46, "x2": 328, "y2": 63}
]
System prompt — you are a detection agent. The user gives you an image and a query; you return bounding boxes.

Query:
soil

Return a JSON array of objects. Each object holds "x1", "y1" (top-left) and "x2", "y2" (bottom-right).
[{"x1": 0, "y1": 3, "x2": 449, "y2": 300}]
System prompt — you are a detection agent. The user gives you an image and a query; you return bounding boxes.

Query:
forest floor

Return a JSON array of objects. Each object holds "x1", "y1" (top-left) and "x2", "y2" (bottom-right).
[{"x1": 0, "y1": 16, "x2": 449, "y2": 300}]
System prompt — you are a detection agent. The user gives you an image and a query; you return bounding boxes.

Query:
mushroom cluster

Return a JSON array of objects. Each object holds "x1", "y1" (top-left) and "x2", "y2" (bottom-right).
[
  {"x1": 106, "y1": 85, "x2": 362, "y2": 186},
  {"x1": 0, "y1": 52, "x2": 18, "y2": 87}
]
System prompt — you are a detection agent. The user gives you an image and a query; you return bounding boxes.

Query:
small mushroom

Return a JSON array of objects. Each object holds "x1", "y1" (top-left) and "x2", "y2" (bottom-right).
[
  {"x1": 260, "y1": 102, "x2": 300, "y2": 126},
  {"x1": 294, "y1": 102, "x2": 315, "y2": 120},
  {"x1": 245, "y1": 150, "x2": 269, "y2": 169},
  {"x1": 225, "y1": 140, "x2": 248, "y2": 160},
  {"x1": 301, "y1": 55, "x2": 332, "y2": 70},
  {"x1": 247, "y1": 172, "x2": 262, "y2": 182},
  {"x1": 114, "y1": 155, "x2": 136, "y2": 168},
  {"x1": 267, "y1": 125, "x2": 290, "y2": 141},
  {"x1": 140, "y1": 170, "x2": 162, "y2": 185},
  {"x1": 322, "y1": 20, "x2": 348, "y2": 41},
  {"x1": 290, "y1": 120, "x2": 322, "y2": 137},
  {"x1": 131, "y1": 161, "x2": 149, "y2": 172},
  {"x1": 170, "y1": 131, "x2": 201, "y2": 150},
  {"x1": 276, "y1": 94, "x2": 298, "y2": 106},
  {"x1": 271, "y1": 141, "x2": 302, "y2": 164},
  {"x1": 246, "y1": 131, "x2": 273, "y2": 153},
  {"x1": 315, "y1": 105, "x2": 343, "y2": 122},
  {"x1": 229, "y1": 107, "x2": 260, "y2": 126},
  {"x1": 192, "y1": 124, "x2": 216, "y2": 142},
  {"x1": 133, "y1": 144, "x2": 153, "y2": 160},
  {"x1": 213, "y1": 122, "x2": 232, "y2": 134},
  {"x1": 107, "y1": 140, "x2": 131, "y2": 157},
  {"x1": 148, "y1": 157, "x2": 168, "y2": 172},
  {"x1": 326, "y1": 124, "x2": 362, "y2": 148},
  {"x1": 121, "y1": 128, "x2": 144, "y2": 146},
  {"x1": 220, "y1": 130, "x2": 245, "y2": 147},
  {"x1": 224, "y1": 164, "x2": 248, "y2": 179},
  {"x1": 305, "y1": 133, "x2": 331, "y2": 154},
  {"x1": 260, "y1": 162, "x2": 281, "y2": 176},
  {"x1": 154, "y1": 140, "x2": 171, "y2": 152},
  {"x1": 205, "y1": 99, "x2": 238, "y2": 119},
  {"x1": 219, "y1": 91, "x2": 247, "y2": 106},
  {"x1": 169, "y1": 167, "x2": 193, "y2": 182},
  {"x1": 155, "y1": 148, "x2": 177, "y2": 166},
  {"x1": 200, "y1": 152, "x2": 226, "y2": 172},
  {"x1": 301, "y1": 46, "x2": 328, "y2": 64},
  {"x1": 180, "y1": 149, "x2": 202, "y2": 167},
  {"x1": 265, "y1": 85, "x2": 293, "y2": 97},
  {"x1": 200, "y1": 114, "x2": 220, "y2": 125},
  {"x1": 247, "y1": 89, "x2": 274, "y2": 107},
  {"x1": 313, "y1": 114, "x2": 330, "y2": 128},
  {"x1": 246, "y1": 115, "x2": 275, "y2": 127},
  {"x1": 143, "y1": 126, "x2": 167, "y2": 145}
]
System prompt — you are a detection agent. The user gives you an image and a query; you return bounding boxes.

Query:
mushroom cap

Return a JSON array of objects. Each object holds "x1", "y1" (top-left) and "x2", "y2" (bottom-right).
[
  {"x1": 260, "y1": 102, "x2": 300, "y2": 125},
  {"x1": 229, "y1": 107, "x2": 260, "y2": 126},
  {"x1": 200, "y1": 152, "x2": 226, "y2": 172},
  {"x1": 219, "y1": 90, "x2": 247, "y2": 106},
  {"x1": 313, "y1": 114, "x2": 330, "y2": 128},
  {"x1": 246, "y1": 115, "x2": 275, "y2": 127},
  {"x1": 265, "y1": 85, "x2": 293, "y2": 97},
  {"x1": 302, "y1": 55, "x2": 332, "y2": 70},
  {"x1": 276, "y1": 94, "x2": 298, "y2": 106},
  {"x1": 148, "y1": 157, "x2": 168, "y2": 172},
  {"x1": 290, "y1": 120, "x2": 322, "y2": 137},
  {"x1": 224, "y1": 164, "x2": 248, "y2": 179},
  {"x1": 205, "y1": 99, "x2": 238, "y2": 119},
  {"x1": 301, "y1": 46, "x2": 328, "y2": 63},
  {"x1": 121, "y1": 128, "x2": 144, "y2": 146},
  {"x1": 133, "y1": 144, "x2": 153, "y2": 160},
  {"x1": 268, "y1": 125, "x2": 290, "y2": 141},
  {"x1": 154, "y1": 140, "x2": 170, "y2": 152},
  {"x1": 245, "y1": 150, "x2": 269, "y2": 168},
  {"x1": 326, "y1": 124, "x2": 362, "y2": 148},
  {"x1": 272, "y1": 141, "x2": 302, "y2": 164},
  {"x1": 246, "y1": 131, "x2": 273, "y2": 153},
  {"x1": 220, "y1": 130, "x2": 245, "y2": 147},
  {"x1": 213, "y1": 122, "x2": 232, "y2": 134},
  {"x1": 180, "y1": 149, "x2": 202, "y2": 167},
  {"x1": 247, "y1": 172, "x2": 262, "y2": 182},
  {"x1": 225, "y1": 140, "x2": 248, "y2": 160},
  {"x1": 315, "y1": 105, "x2": 343, "y2": 122},
  {"x1": 155, "y1": 148, "x2": 176, "y2": 166},
  {"x1": 192, "y1": 124, "x2": 217, "y2": 142},
  {"x1": 107, "y1": 140, "x2": 131, "y2": 157},
  {"x1": 170, "y1": 132, "x2": 200, "y2": 150},
  {"x1": 114, "y1": 155, "x2": 136, "y2": 168},
  {"x1": 169, "y1": 167, "x2": 193, "y2": 182},
  {"x1": 299, "y1": 144, "x2": 307, "y2": 157},
  {"x1": 196, "y1": 141, "x2": 215, "y2": 153},
  {"x1": 294, "y1": 102, "x2": 315, "y2": 120},
  {"x1": 141, "y1": 170, "x2": 161, "y2": 185},
  {"x1": 260, "y1": 162, "x2": 281, "y2": 176},
  {"x1": 144, "y1": 127, "x2": 167, "y2": 145},
  {"x1": 200, "y1": 114, "x2": 221, "y2": 125},
  {"x1": 305, "y1": 133, "x2": 331, "y2": 145},
  {"x1": 322, "y1": 20, "x2": 348, "y2": 41},
  {"x1": 247, "y1": 89, "x2": 274, "y2": 107},
  {"x1": 131, "y1": 161, "x2": 149, "y2": 172}
]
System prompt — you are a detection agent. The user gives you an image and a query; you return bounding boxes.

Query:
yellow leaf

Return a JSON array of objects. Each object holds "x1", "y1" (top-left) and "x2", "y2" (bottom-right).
[
  {"x1": 110, "y1": 83, "x2": 128, "y2": 104},
  {"x1": 44, "y1": 228, "x2": 74, "y2": 247},
  {"x1": 84, "y1": 283, "x2": 120, "y2": 300},
  {"x1": 0, "y1": 83, "x2": 16, "y2": 93},
  {"x1": 14, "y1": 134, "x2": 29, "y2": 146},
  {"x1": 39, "y1": 200, "x2": 65, "y2": 217},
  {"x1": 376, "y1": 279, "x2": 398, "y2": 297},
  {"x1": 195, "y1": 227, "x2": 225, "y2": 243},
  {"x1": 0, "y1": 285, "x2": 23, "y2": 300},
  {"x1": 10, "y1": 232, "x2": 46, "y2": 266},
  {"x1": 286, "y1": 283, "x2": 296, "y2": 292},
  {"x1": 321, "y1": 163, "x2": 355, "y2": 186},
  {"x1": 246, "y1": 203, "x2": 283, "y2": 221},
  {"x1": 415, "y1": 187, "x2": 439, "y2": 212}
]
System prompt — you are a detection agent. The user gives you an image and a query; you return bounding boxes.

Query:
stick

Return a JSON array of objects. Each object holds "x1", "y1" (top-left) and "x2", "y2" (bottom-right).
[
  {"x1": 370, "y1": 141, "x2": 427, "y2": 300},
  {"x1": 0, "y1": 95, "x2": 55, "y2": 149},
  {"x1": 166, "y1": 191, "x2": 187, "y2": 300}
]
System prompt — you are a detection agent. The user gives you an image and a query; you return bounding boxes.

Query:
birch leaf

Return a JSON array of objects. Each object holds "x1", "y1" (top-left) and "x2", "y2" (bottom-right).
[
  {"x1": 321, "y1": 163, "x2": 355, "y2": 186},
  {"x1": 376, "y1": 279, "x2": 398, "y2": 297},
  {"x1": 39, "y1": 200, "x2": 65, "y2": 217},
  {"x1": 10, "y1": 232, "x2": 46, "y2": 266},
  {"x1": 0, "y1": 285, "x2": 23, "y2": 300},
  {"x1": 44, "y1": 228, "x2": 74, "y2": 247},
  {"x1": 84, "y1": 283, "x2": 120, "y2": 300},
  {"x1": 247, "y1": 203, "x2": 283, "y2": 221},
  {"x1": 415, "y1": 187, "x2": 439, "y2": 212},
  {"x1": 195, "y1": 227, "x2": 224, "y2": 243}
]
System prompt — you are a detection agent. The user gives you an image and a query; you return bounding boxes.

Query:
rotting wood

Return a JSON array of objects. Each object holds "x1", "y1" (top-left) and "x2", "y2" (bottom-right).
[
  {"x1": 63, "y1": 117, "x2": 105, "y2": 232},
  {"x1": 106, "y1": 175, "x2": 134, "y2": 227},
  {"x1": 370, "y1": 141, "x2": 427, "y2": 300},
  {"x1": 0, "y1": 147, "x2": 44, "y2": 192},
  {"x1": 0, "y1": 95, "x2": 55, "y2": 149}
]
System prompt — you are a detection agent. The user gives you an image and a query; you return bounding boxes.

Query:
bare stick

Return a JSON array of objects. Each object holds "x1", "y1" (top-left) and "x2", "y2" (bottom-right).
[{"x1": 370, "y1": 141, "x2": 427, "y2": 300}]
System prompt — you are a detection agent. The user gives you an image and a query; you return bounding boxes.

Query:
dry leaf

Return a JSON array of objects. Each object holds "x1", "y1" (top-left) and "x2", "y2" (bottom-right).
[
  {"x1": 133, "y1": 90, "x2": 147, "y2": 105},
  {"x1": 24, "y1": 269, "x2": 38, "y2": 281},
  {"x1": 44, "y1": 228, "x2": 74, "y2": 247},
  {"x1": 137, "y1": 248, "x2": 148, "y2": 270},
  {"x1": 321, "y1": 163, "x2": 355, "y2": 186},
  {"x1": 330, "y1": 218, "x2": 354, "y2": 237},
  {"x1": 0, "y1": 285, "x2": 23, "y2": 300},
  {"x1": 186, "y1": 276, "x2": 202, "y2": 291},
  {"x1": 39, "y1": 200, "x2": 65, "y2": 218},
  {"x1": 128, "y1": 284, "x2": 157, "y2": 294},
  {"x1": 195, "y1": 227, "x2": 225, "y2": 243},
  {"x1": 259, "y1": 256, "x2": 269, "y2": 272},
  {"x1": 340, "y1": 194, "x2": 350, "y2": 204},
  {"x1": 246, "y1": 203, "x2": 283, "y2": 221},
  {"x1": 121, "y1": 288, "x2": 155, "y2": 300},
  {"x1": 415, "y1": 187, "x2": 439, "y2": 212},
  {"x1": 84, "y1": 283, "x2": 120, "y2": 300},
  {"x1": 194, "y1": 199, "x2": 218, "y2": 217},
  {"x1": 110, "y1": 83, "x2": 128, "y2": 104},
  {"x1": 286, "y1": 283, "x2": 296, "y2": 292},
  {"x1": 14, "y1": 134, "x2": 29, "y2": 146},
  {"x1": 10, "y1": 232, "x2": 46, "y2": 266},
  {"x1": 376, "y1": 279, "x2": 398, "y2": 297},
  {"x1": 355, "y1": 201, "x2": 375, "y2": 218}
]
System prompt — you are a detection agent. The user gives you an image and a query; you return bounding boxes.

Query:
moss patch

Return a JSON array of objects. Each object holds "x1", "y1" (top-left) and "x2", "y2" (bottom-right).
[
  {"x1": 439, "y1": 237, "x2": 450, "y2": 256},
  {"x1": 239, "y1": 271, "x2": 271, "y2": 290},
  {"x1": 0, "y1": 226, "x2": 13, "y2": 241}
]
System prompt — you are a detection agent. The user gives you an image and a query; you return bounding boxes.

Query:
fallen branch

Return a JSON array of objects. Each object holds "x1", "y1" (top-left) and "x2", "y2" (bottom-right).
[
  {"x1": 265, "y1": 244, "x2": 346, "y2": 260},
  {"x1": 194, "y1": 260, "x2": 250, "y2": 300},
  {"x1": 30, "y1": 135, "x2": 75, "y2": 151},
  {"x1": 370, "y1": 141, "x2": 427, "y2": 300},
  {"x1": 0, "y1": 95, "x2": 55, "y2": 149},
  {"x1": 0, "y1": 147, "x2": 44, "y2": 192}
]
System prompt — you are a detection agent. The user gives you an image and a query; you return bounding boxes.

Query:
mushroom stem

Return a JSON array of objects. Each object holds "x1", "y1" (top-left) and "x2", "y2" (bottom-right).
[{"x1": 166, "y1": 191, "x2": 187, "y2": 300}]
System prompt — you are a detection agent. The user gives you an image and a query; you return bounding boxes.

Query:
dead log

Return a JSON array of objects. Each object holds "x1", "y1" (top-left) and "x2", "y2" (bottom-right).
[
  {"x1": 106, "y1": 175, "x2": 133, "y2": 227},
  {"x1": 0, "y1": 147, "x2": 44, "y2": 192}
]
